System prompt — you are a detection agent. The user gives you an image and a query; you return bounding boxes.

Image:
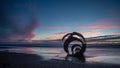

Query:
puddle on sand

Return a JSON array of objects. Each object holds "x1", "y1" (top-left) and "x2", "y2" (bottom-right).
[{"x1": 87, "y1": 56, "x2": 120, "y2": 64}]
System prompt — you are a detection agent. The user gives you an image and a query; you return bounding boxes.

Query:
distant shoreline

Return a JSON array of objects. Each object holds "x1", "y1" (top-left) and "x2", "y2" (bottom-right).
[{"x1": 0, "y1": 43, "x2": 120, "y2": 48}]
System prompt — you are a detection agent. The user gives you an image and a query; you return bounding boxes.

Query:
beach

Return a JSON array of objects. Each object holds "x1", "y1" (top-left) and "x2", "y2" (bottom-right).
[{"x1": 0, "y1": 45, "x2": 120, "y2": 68}]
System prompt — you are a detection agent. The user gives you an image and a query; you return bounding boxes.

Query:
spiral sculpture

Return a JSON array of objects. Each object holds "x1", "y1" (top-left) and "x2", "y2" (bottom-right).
[{"x1": 62, "y1": 32, "x2": 86, "y2": 56}]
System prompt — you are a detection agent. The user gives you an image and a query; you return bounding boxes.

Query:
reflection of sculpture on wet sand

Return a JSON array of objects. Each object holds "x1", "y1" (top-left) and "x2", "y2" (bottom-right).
[
  {"x1": 62, "y1": 32, "x2": 86, "y2": 56},
  {"x1": 65, "y1": 54, "x2": 85, "y2": 62}
]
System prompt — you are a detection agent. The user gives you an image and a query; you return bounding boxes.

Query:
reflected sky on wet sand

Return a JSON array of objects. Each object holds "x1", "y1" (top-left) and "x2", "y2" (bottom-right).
[{"x1": 0, "y1": 47, "x2": 120, "y2": 64}]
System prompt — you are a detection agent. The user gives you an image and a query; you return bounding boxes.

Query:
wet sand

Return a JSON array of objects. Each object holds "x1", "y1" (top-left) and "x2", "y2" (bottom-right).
[
  {"x1": 0, "y1": 51, "x2": 120, "y2": 68},
  {"x1": 0, "y1": 44, "x2": 120, "y2": 68}
]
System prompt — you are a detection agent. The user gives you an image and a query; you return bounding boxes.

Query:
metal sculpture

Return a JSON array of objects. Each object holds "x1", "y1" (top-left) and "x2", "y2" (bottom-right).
[{"x1": 62, "y1": 32, "x2": 86, "y2": 56}]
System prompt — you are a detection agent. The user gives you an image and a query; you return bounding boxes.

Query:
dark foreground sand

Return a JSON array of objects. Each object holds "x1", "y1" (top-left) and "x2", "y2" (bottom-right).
[{"x1": 0, "y1": 51, "x2": 120, "y2": 68}]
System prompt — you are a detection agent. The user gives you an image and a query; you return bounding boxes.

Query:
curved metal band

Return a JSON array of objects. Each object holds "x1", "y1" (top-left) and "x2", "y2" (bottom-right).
[
  {"x1": 72, "y1": 32, "x2": 86, "y2": 45},
  {"x1": 71, "y1": 44, "x2": 82, "y2": 55},
  {"x1": 62, "y1": 33, "x2": 71, "y2": 41}
]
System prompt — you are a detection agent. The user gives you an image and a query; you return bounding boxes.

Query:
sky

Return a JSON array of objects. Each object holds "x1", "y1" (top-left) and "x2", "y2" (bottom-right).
[{"x1": 0, "y1": 0, "x2": 120, "y2": 42}]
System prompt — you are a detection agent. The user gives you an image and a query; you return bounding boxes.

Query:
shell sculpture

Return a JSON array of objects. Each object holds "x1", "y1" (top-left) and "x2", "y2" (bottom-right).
[{"x1": 62, "y1": 32, "x2": 86, "y2": 56}]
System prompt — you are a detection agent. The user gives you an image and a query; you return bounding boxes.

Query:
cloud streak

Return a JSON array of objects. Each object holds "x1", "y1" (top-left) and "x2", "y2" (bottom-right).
[
  {"x1": 46, "y1": 30, "x2": 102, "y2": 40},
  {"x1": 46, "y1": 35, "x2": 64, "y2": 40},
  {"x1": 40, "y1": 26, "x2": 68, "y2": 29},
  {"x1": 111, "y1": 32, "x2": 120, "y2": 35},
  {"x1": 78, "y1": 25, "x2": 120, "y2": 29},
  {"x1": 80, "y1": 30, "x2": 102, "y2": 37},
  {"x1": 78, "y1": 20, "x2": 120, "y2": 29},
  {"x1": 55, "y1": 32, "x2": 68, "y2": 34}
]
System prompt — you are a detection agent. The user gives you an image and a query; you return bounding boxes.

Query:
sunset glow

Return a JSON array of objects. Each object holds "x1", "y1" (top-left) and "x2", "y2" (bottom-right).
[{"x1": 0, "y1": 0, "x2": 120, "y2": 42}]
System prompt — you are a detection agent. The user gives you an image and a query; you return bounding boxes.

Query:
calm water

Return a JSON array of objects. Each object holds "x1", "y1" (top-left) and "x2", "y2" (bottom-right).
[{"x1": 0, "y1": 47, "x2": 120, "y2": 64}]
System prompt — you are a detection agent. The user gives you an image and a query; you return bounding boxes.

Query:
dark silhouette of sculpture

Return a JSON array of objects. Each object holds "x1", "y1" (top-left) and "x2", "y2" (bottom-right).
[
  {"x1": 62, "y1": 32, "x2": 86, "y2": 56},
  {"x1": 65, "y1": 54, "x2": 85, "y2": 62}
]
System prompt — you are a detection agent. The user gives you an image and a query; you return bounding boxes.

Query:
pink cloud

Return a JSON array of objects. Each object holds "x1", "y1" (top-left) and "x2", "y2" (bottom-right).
[
  {"x1": 46, "y1": 35, "x2": 64, "y2": 40},
  {"x1": 55, "y1": 32, "x2": 68, "y2": 34},
  {"x1": 78, "y1": 25, "x2": 120, "y2": 29},
  {"x1": 46, "y1": 32, "x2": 68, "y2": 40},
  {"x1": 40, "y1": 26, "x2": 68, "y2": 29},
  {"x1": 0, "y1": 12, "x2": 39, "y2": 42},
  {"x1": 78, "y1": 20, "x2": 120, "y2": 29},
  {"x1": 111, "y1": 32, "x2": 120, "y2": 35},
  {"x1": 80, "y1": 30, "x2": 102, "y2": 37}
]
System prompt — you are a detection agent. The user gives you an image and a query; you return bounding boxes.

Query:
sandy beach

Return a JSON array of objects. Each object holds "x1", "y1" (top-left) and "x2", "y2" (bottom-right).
[
  {"x1": 0, "y1": 51, "x2": 120, "y2": 68},
  {"x1": 0, "y1": 46, "x2": 120, "y2": 68}
]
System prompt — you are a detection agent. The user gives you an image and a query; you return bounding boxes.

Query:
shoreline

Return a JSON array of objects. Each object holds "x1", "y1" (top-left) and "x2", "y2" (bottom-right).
[{"x1": 0, "y1": 51, "x2": 120, "y2": 68}]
